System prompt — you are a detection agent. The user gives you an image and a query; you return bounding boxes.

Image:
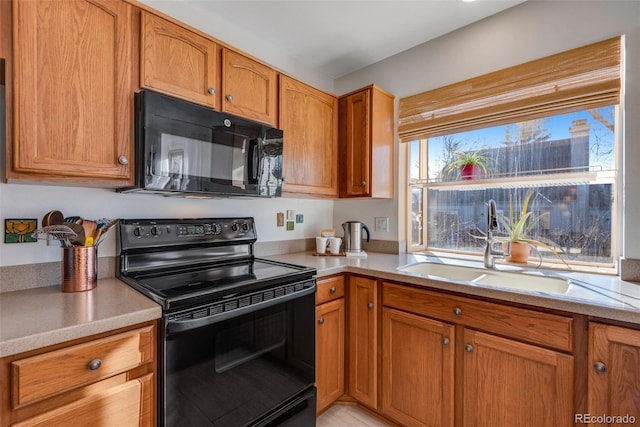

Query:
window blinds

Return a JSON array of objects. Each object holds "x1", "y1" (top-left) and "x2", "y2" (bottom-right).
[{"x1": 398, "y1": 36, "x2": 622, "y2": 141}]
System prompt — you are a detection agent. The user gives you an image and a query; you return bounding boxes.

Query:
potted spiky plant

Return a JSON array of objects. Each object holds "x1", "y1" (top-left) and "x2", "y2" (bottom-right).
[
  {"x1": 496, "y1": 189, "x2": 567, "y2": 265},
  {"x1": 443, "y1": 150, "x2": 490, "y2": 180}
]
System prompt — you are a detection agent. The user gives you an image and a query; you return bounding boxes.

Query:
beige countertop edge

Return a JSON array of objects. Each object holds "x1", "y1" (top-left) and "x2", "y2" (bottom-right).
[
  {"x1": 3, "y1": 252, "x2": 640, "y2": 358},
  {"x1": 0, "y1": 278, "x2": 162, "y2": 358},
  {"x1": 266, "y1": 252, "x2": 640, "y2": 326}
]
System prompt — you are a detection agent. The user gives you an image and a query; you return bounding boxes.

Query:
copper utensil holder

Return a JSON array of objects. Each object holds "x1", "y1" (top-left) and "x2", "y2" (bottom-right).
[{"x1": 61, "y1": 246, "x2": 97, "y2": 292}]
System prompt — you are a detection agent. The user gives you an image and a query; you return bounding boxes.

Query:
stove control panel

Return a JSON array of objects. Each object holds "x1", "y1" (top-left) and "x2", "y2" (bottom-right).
[{"x1": 118, "y1": 218, "x2": 257, "y2": 250}]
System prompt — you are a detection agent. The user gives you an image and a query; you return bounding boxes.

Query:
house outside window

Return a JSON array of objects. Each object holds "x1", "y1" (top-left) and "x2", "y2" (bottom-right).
[{"x1": 408, "y1": 106, "x2": 618, "y2": 269}]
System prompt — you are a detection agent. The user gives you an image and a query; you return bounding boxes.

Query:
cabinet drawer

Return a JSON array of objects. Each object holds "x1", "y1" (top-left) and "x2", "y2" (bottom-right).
[
  {"x1": 383, "y1": 282, "x2": 573, "y2": 352},
  {"x1": 316, "y1": 276, "x2": 345, "y2": 305},
  {"x1": 12, "y1": 326, "x2": 154, "y2": 408},
  {"x1": 12, "y1": 373, "x2": 153, "y2": 427}
]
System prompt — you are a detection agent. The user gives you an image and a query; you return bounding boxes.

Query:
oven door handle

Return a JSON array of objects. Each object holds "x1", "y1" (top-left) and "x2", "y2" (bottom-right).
[{"x1": 165, "y1": 284, "x2": 316, "y2": 335}]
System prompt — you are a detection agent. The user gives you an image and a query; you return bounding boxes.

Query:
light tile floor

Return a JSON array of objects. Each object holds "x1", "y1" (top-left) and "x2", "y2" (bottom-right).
[{"x1": 317, "y1": 405, "x2": 392, "y2": 427}]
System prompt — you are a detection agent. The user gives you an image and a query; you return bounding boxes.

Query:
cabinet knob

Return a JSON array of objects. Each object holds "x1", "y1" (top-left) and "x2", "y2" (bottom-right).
[
  {"x1": 453, "y1": 307, "x2": 462, "y2": 316},
  {"x1": 329, "y1": 287, "x2": 337, "y2": 294},
  {"x1": 442, "y1": 338, "x2": 450, "y2": 346},
  {"x1": 87, "y1": 358, "x2": 102, "y2": 371},
  {"x1": 318, "y1": 317, "x2": 325, "y2": 325},
  {"x1": 367, "y1": 302, "x2": 374, "y2": 309},
  {"x1": 226, "y1": 94, "x2": 233, "y2": 102},
  {"x1": 464, "y1": 344, "x2": 473, "y2": 353},
  {"x1": 208, "y1": 87, "x2": 216, "y2": 95},
  {"x1": 593, "y1": 362, "x2": 607, "y2": 373},
  {"x1": 118, "y1": 155, "x2": 129, "y2": 165},
  {"x1": 360, "y1": 180, "x2": 367, "y2": 187}
]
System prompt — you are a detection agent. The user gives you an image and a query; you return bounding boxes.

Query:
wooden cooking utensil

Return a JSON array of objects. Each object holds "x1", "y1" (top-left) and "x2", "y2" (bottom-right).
[
  {"x1": 42, "y1": 210, "x2": 64, "y2": 227},
  {"x1": 67, "y1": 223, "x2": 86, "y2": 247},
  {"x1": 81, "y1": 220, "x2": 97, "y2": 246}
]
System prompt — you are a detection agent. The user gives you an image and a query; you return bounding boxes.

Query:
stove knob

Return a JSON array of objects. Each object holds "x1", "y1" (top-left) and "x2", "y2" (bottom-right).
[
  {"x1": 133, "y1": 226, "x2": 143, "y2": 237},
  {"x1": 231, "y1": 223, "x2": 239, "y2": 232},
  {"x1": 212, "y1": 224, "x2": 222, "y2": 235},
  {"x1": 150, "y1": 226, "x2": 161, "y2": 237},
  {"x1": 242, "y1": 223, "x2": 250, "y2": 232}
]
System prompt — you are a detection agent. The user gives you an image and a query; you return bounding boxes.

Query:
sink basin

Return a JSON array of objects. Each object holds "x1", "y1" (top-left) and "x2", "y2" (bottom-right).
[
  {"x1": 399, "y1": 263, "x2": 488, "y2": 282},
  {"x1": 472, "y1": 272, "x2": 570, "y2": 294},
  {"x1": 398, "y1": 262, "x2": 570, "y2": 294}
]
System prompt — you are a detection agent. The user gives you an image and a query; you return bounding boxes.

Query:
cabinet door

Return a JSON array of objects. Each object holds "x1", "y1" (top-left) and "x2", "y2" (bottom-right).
[
  {"x1": 12, "y1": 0, "x2": 133, "y2": 183},
  {"x1": 348, "y1": 276, "x2": 377, "y2": 408},
  {"x1": 140, "y1": 12, "x2": 218, "y2": 108},
  {"x1": 463, "y1": 329, "x2": 574, "y2": 427},
  {"x1": 222, "y1": 49, "x2": 277, "y2": 125},
  {"x1": 588, "y1": 323, "x2": 640, "y2": 422},
  {"x1": 382, "y1": 308, "x2": 454, "y2": 427},
  {"x1": 279, "y1": 75, "x2": 338, "y2": 197},
  {"x1": 316, "y1": 298, "x2": 345, "y2": 413},
  {"x1": 13, "y1": 374, "x2": 153, "y2": 427},
  {"x1": 339, "y1": 85, "x2": 394, "y2": 198},
  {"x1": 339, "y1": 90, "x2": 371, "y2": 197}
]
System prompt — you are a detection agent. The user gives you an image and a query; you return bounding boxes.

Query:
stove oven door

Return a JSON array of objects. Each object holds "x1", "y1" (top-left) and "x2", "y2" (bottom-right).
[{"x1": 161, "y1": 286, "x2": 315, "y2": 427}]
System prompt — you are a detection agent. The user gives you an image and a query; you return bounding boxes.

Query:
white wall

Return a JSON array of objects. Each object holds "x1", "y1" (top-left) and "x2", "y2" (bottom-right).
[
  {"x1": 334, "y1": 0, "x2": 640, "y2": 260},
  {"x1": 0, "y1": 183, "x2": 333, "y2": 266}
]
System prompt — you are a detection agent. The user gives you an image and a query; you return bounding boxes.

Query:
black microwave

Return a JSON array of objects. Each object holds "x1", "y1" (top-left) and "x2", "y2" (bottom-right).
[{"x1": 118, "y1": 90, "x2": 283, "y2": 198}]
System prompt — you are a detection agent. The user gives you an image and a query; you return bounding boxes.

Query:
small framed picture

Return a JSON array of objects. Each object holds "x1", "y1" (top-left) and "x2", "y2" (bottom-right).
[{"x1": 5, "y1": 219, "x2": 38, "y2": 243}]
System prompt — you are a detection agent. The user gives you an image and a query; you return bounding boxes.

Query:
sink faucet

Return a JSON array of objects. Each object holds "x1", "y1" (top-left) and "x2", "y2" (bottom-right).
[{"x1": 484, "y1": 200, "x2": 510, "y2": 268}]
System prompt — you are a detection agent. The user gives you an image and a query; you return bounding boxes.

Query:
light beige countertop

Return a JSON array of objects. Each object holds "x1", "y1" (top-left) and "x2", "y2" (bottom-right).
[
  {"x1": 3, "y1": 251, "x2": 640, "y2": 359},
  {"x1": 0, "y1": 278, "x2": 161, "y2": 358},
  {"x1": 265, "y1": 252, "x2": 640, "y2": 325}
]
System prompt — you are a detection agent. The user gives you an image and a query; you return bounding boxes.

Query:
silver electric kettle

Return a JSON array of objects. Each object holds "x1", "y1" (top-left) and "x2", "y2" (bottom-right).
[{"x1": 342, "y1": 221, "x2": 370, "y2": 253}]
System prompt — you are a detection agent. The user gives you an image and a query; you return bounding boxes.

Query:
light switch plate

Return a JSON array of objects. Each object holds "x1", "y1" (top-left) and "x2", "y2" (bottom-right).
[
  {"x1": 277, "y1": 212, "x2": 285, "y2": 227},
  {"x1": 375, "y1": 217, "x2": 389, "y2": 232}
]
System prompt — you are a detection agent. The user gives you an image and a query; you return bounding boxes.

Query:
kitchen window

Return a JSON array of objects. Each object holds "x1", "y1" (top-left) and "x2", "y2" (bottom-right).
[{"x1": 400, "y1": 37, "x2": 622, "y2": 271}]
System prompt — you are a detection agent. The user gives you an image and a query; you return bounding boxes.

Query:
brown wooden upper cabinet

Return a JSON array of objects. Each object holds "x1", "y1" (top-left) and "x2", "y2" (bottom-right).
[
  {"x1": 9, "y1": 0, "x2": 134, "y2": 185},
  {"x1": 221, "y1": 49, "x2": 277, "y2": 125},
  {"x1": 279, "y1": 75, "x2": 339, "y2": 197},
  {"x1": 140, "y1": 11, "x2": 218, "y2": 109},
  {"x1": 339, "y1": 85, "x2": 395, "y2": 198}
]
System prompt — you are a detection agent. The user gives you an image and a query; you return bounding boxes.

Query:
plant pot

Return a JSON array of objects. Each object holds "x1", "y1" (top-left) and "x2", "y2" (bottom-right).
[
  {"x1": 505, "y1": 242, "x2": 531, "y2": 264},
  {"x1": 460, "y1": 164, "x2": 484, "y2": 180}
]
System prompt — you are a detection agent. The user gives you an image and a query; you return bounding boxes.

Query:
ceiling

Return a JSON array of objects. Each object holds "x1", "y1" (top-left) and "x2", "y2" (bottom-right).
[{"x1": 186, "y1": 0, "x2": 526, "y2": 79}]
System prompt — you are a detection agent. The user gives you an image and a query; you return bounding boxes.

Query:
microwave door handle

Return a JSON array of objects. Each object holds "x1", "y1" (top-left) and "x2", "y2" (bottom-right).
[{"x1": 248, "y1": 139, "x2": 260, "y2": 184}]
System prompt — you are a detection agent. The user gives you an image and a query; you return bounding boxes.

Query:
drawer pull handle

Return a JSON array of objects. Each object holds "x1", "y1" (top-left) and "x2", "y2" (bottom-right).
[
  {"x1": 453, "y1": 307, "x2": 462, "y2": 316},
  {"x1": 318, "y1": 318, "x2": 325, "y2": 325},
  {"x1": 208, "y1": 87, "x2": 216, "y2": 95},
  {"x1": 442, "y1": 338, "x2": 450, "y2": 346},
  {"x1": 593, "y1": 362, "x2": 607, "y2": 373},
  {"x1": 464, "y1": 344, "x2": 473, "y2": 353},
  {"x1": 87, "y1": 359, "x2": 102, "y2": 371},
  {"x1": 329, "y1": 287, "x2": 337, "y2": 294},
  {"x1": 367, "y1": 302, "x2": 374, "y2": 309}
]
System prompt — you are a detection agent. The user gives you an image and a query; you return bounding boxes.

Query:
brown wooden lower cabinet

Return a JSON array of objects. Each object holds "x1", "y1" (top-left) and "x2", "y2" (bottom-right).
[
  {"x1": 348, "y1": 276, "x2": 378, "y2": 409},
  {"x1": 382, "y1": 281, "x2": 575, "y2": 427},
  {"x1": 588, "y1": 322, "x2": 640, "y2": 422},
  {"x1": 316, "y1": 275, "x2": 346, "y2": 413},
  {"x1": 382, "y1": 307, "x2": 454, "y2": 427},
  {"x1": 462, "y1": 329, "x2": 574, "y2": 427},
  {"x1": 0, "y1": 322, "x2": 156, "y2": 427},
  {"x1": 318, "y1": 276, "x2": 640, "y2": 427}
]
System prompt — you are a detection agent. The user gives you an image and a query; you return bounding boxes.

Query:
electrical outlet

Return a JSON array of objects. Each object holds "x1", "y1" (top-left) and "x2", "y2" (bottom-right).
[
  {"x1": 277, "y1": 212, "x2": 285, "y2": 227},
  {"x1": 375, "y1": 217, "x2": 389, "y2": 232}
]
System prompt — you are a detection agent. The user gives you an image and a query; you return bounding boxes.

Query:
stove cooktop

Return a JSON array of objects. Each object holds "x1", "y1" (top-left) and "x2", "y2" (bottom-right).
[
  {"x1": 121, "y1": 258, "x2": 316, "y2": 311},
  {"x1": 117, "y1": 218, "x2": 316, "y2": 312}
]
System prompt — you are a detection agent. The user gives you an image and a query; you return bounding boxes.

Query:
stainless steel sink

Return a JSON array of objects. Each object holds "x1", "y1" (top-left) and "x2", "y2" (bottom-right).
[{"x1": 398, "y1": 261, "x2": 570, "y2": 294}]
